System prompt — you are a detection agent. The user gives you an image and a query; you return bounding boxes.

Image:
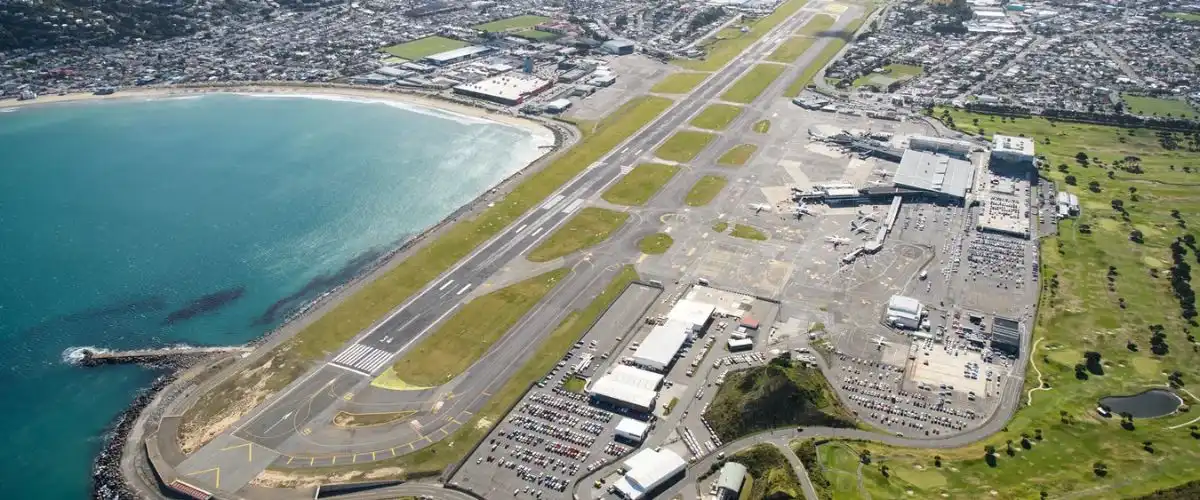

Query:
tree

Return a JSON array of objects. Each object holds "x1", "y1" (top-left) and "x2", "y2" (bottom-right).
[
  {"x1": 1143, "y1": 440, "x2": 1155, "y2": 453},
  {"x1": 1065, "y1": 175, "x2": 1077, "y2": 186},
  {"x1": 881, "y1": 465, "x2": 890, "y2": 477},
  {"x1": 1074, "y1": 363, "x2": 1089, "y2": 380},
  {"x1": 1130, "y1": 229, "x2": 1145, "y2": 244},
  {"x1": 1088, "y1": 180, "x2": 1101, "y2": 193},
  {"x1": 934, "y1": 455, "x2": 942, "y2": 467},
  {"x1": 1084, "y1": 351, "x2": 1104, "y2": 374},
  {"x1": 1076, "y1": 151, "x2": 1090, "y2": 163},
  {"x1": 1093, "y1": 462, "x2": 1108, "y2": 477}
]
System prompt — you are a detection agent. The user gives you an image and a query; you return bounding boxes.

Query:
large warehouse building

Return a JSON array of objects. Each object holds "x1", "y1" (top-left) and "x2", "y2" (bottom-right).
[
  {"x1": 666, "y1": 299, "x2": 715, "y2": 334},
  {"x1": 588, "y1": 364, "x2": 663, "y2": 412},
  {"x1": 886, "y1": 295, "x2": 925, "y2": 330},
  {"x1": 452, "y1": 73, "x2": 552, "y2": 105},
  {"x1": 614, "y1": 448, "x2": 687, "y2": 500},
  {"x1": 893, "y1": 149, "x2": 976, "y2": 201},
  {"x1": 990, "y1": 134, "x2": 1036, "y2": 166},
  {"x1": 908, "y1": 135, "x2": 973, "y2": 158},
  {"x1": 422, "y1": 45, "x2": 493, "y2": 66},
  {"x1": 632, "y1": 322, "x2": 689, "y2": 372}
]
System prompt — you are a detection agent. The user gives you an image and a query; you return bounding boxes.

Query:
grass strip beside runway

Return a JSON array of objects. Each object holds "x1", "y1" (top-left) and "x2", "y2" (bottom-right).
[
  {"x1": 651, "y1": 72, "x2": 710, "y2": 94},
  {"x1": 731, "y1": 223, "x2": 768, "y2": 240},
  {"x1": 766, "y1": 36, "x2": 817, "y2": 63},
  {"x1": 721, "y1": 64, "x2": 787, "y2": 104},
  {"x1": 673, "y1": 0, "x2": 810, "y2": 71},
  {"x1": 264, "y1": 266, "x2": 639, "y2": 479},
  {"x1": 685, "y1": 175, "x2": 728, "y2": 206},
  {"x1": 602, "y1": 163, "x2": 682, "y2": 206},
  {"x1": 718, "y1": 144, "x2": 758, "y2": 167},
  {"x1": 690, "y1": 104, "x2": 744, "y2": 131},
  {"x1": 388, "y1": 268, "x2": 568, "y2": 386},
  {"x1": 528, "y1": 208, "x2": 631, "y2": 262},
  {"x1": 179, "y1": 96, "x2": 672, "y2": 449},
  {"x1": 656, "y1": 130, "x2": 717, "y2": 163},
  {"x1": 783, "y1": 14, "x2": 870, "y2": 97}
]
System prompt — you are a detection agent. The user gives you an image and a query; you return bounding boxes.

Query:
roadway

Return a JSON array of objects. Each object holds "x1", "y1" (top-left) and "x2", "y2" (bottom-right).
[{"x1": 172, "y1": 0, "x2": 843, "y2": 495}]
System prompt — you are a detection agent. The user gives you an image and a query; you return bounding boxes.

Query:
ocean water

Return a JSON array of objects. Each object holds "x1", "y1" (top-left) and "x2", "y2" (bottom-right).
[{"x1": 0, "y1": 93, "x2": 547, "y2": 499}]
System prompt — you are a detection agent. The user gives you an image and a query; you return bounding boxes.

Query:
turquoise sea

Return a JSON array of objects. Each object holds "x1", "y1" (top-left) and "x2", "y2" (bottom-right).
[{"x1": 0, "y1": 93, "x2": 548, "y2": 499}]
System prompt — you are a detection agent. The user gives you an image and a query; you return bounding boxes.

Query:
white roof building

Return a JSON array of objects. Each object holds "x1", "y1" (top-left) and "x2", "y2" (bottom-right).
[
  {"x1": 894, "y1": 150, "x2": 976, "y2": 200},
  {"x1": 991, "y1": 135, "x2": 1036, "y2": 164},
  {"x1": 666, "y1": 299, "x2": 714, "y2": 332},
  {"x1": 452, "y1": 73, "x2": 551, "y2": 105},
  {"x1": 589, "y1": 365, "x2": 664, "y2": 411},
  {"x1": 614, "y1": 448, "x2": 687, "y2": 500},
  {"x1": 614, "y1": 417, "x2": 650, "y2": 442},
  {"x1": 632, "y1": 321, "x2": 690, "y2": 371},
  {"x1": 886, "y1": 295, "x2": 924, "y2": 329}
]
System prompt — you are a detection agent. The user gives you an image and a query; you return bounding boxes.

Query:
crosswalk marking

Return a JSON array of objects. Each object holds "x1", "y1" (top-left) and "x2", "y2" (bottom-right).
[{"x1": 331, "y1": 344, "x2": 394, "y2": 374}]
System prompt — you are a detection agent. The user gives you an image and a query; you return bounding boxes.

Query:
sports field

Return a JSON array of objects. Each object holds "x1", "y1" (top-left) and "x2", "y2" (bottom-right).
[
  {"x1": 1122, "y1": 94, "x2": 1200, "y2": 120},
  {"x1": 814, "y1": 109, "x2": 1200, "y2": 499},
  {"x1": 472, "y1": 15, "x2": 550, "y2": 31},
  {"x1": 380, "y1": 36, "x2": 471, "y2": 60}
]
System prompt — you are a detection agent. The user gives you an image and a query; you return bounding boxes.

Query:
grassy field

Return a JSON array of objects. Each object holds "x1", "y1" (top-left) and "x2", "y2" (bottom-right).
[
  {"x1": 472, "y1": 15, "x2": 550, "y2": 31},
  {"x1": 719, "y1": 144, "x2": 759, "y2": 166},
  {"x1": 179, "y1": 96, "x2": 673, "y2": 444},
  {"x1": 1122, "y1": 94, "x2": 1200, "y2": 119},
  {"x1": 713, "y1": 221, "x2": 730, "y2": 233},
  {"x1": 528, "y1": 208, "x2": 630, "y2": 262},
  {"x1": 638, "y1": 233, "x2": 674, "y2": 255},
  {"x1": 690, "y1": 104, "x2": 744, "y2": 131},
  {"x1": 602, "y1": 163, "x2": 681, "y2": 206},
  {"x1": 685, "y1": 175, "x2": 728, "y2": 206},
  {"x1": 731, "y1": 223, "x2": 769, "y2": 241},
  {"x1": 731, "y1": 444, "x2": 805, "y2": 500},
  {"x1": 513, "y1": 29, "x2": 560, "y2": 41},
  {"x1": 656, "y1": 130, "x2": 717, "y2": 162},
  {"x1": 852, "y1": 63, "x2": 923, "y2": 88},
  {"x1": 812, "y1": 109, "x2": 1200, "y2": 499},
  {"x1": 796, "y1": 13, "x2": 836, "y2": 35},
  {"x1": 674, "y1": 0, "x2": 811, "y2": 71},
  {"x1": 753, "y1": 120, "x2": 771, "y2": 133},
  {"x1": 705, "y1": 361, "x2": 854, "y2": 439},
  {"x1": 562, "y1": 375, "x2": 586, "y2": 393},
  {"x1": 267, "y1": 266, "x2": 640, "y2": 479},
  {"x1": 782, "y1": 13, "x2": 870, "y2": 97},
  {"x1": 721, "y1": 64, "x2": 787, "y2": 104},
  {"x1": 767, "y1": 36, "x2": 817, "y2": 63},
  {"x1": 1166, "y1": 12, "x2": 1200, "y2": 21},
  {"x1": 389, "y1": 268, "x2": 568, "y2": 386},
  {"x1": 651, "y1": 72, "x2": 710, "y2": 94},
  {"x1": 381, "y1": 36, "x2": 470, "y2": 60}
]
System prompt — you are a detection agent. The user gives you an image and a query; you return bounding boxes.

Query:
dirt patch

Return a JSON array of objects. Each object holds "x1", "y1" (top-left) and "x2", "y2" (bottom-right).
[
  {"x1": 475, "y1": 417, "x2": 494, "y2": 431},
  {"x1": 178, "y1": 356, "x2": 283, "y2": 454},
  {"x1": 332, "y1": 410, "x2": 415, "y2": 428}
]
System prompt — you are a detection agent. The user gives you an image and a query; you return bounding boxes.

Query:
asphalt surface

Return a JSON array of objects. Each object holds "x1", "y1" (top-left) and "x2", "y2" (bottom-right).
[{"x1": 173, "y1": 1, "x2": 842, "y2": 494}]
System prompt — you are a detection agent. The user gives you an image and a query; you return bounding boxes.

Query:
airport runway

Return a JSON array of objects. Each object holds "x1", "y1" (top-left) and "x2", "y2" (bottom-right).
[{"x1": 173, "y1": 2, "x2": 843, "y2": 495}]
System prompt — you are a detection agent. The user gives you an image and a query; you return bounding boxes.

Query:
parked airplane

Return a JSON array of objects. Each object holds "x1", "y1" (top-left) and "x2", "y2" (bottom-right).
[
  {"x1": 872, "y1": 336, "x2": 890, "y2": 348},
  {"x1": 850, "y1": 220, "x2": 872, "y2": 234},
  {"x1": 793, "y1": 202, "x2": 816, "y2": 217},
  {"x1": 825, "y1": 236, "x2": 851, "y2": 247},
  {"x1": 858, "y1": 209, "x2": 880, "y2": 222},
  {"x1": 874, "y1": 169, "x2": 892, "y2": 178},
  {"x1": 748, "y1": 203, "x2": 772, "y2": 214}
]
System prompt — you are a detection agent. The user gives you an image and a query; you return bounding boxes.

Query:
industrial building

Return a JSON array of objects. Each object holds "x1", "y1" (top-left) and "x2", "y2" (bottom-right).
[
  {"x1": 991, "y1": 316, "x2": 1022, "y2": 356},
  {"x1": 990, "y1": 134, "x2": 1036, "y2": 166},
  {"x1": 908, "y1": 135, "x2": 973, "y2": 158},
  {"x1": 544, "y1": 98, "x2": 572, "y2": 113},
  {"x1": 633, "y1": 322, "x2": 690, "y2": 372},
  {"x1": 727, "y1": 338, "x2": 753, "y2": 352},
  {"x1": 613, "y1": 448, "x2": 687, "y2": 500},
  {"x1": 614, "y1": 417, "x2": 650, "y2": 443},
  {"x1": 601, "y1": 39, "x2": 636, "y2": 55},
  {"x1": 666, "y1": 299, "x2": 715, "y2": 334},
  {"x1": 422, "y1": 45, "x2": 494, "y2": 66},
  {"x1": 588, "y1": 364, "x2": 664, "y2": 412},
  {"x1": 716, "y1": 462, "x2": 748, "y2": 500},
  {"x1": 1056, "y1": 191, "x2": 1080, "y2": 218},
  {"x1": 893, "y1": 149, "x2": 976, "y2": 201},
  {"x1": 886, "y1": 295, "x2": 925, "y2": 330},
  {"x1": 452, "y1": 73, "x2": 552, "y2": 105}
]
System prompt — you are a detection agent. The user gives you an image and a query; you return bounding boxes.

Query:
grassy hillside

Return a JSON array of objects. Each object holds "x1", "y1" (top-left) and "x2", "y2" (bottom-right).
[
  {"x1": 732, "y1": 444, "x2": 805, "y2": 500},
  {"x1": 705, "y1": 358, "x2": 855, "y2": 440}
]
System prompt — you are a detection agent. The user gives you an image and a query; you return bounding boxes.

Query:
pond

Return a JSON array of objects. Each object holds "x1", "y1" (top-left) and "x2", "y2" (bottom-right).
[{"x1": 1099, "y1": 389, "x2": 1183, "y2": 418}]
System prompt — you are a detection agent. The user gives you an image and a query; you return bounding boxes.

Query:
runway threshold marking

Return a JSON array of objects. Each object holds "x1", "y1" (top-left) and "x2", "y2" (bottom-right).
[
  {"x1": 186, "y1": 467, "x2": 220, "y2": 489},
  {"x1": 438, "y1": 279, "x2": 455, "y2": 291},
  {"x1": 456, "y1": 283, "x2": 473, "y2": 296}
]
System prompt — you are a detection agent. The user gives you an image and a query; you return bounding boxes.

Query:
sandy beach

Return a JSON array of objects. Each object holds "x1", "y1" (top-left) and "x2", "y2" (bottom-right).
[{"x1": 0, "y1": 83, "x2": 554, "y2": 140}]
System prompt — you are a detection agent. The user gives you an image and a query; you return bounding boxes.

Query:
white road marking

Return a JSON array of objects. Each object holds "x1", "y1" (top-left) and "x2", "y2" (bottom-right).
[
  {"x1": 437, "y1": 279, "x2": 455, "y2": 291},
  {"x1": 530, "y1": 227, "x2": 544, "y2": 237},
  {"x1": 326, "y1": 363, "x2": 370, "y2": 376},
  {"x1": 516, "y1": 224, "x2": 527, "y2": 233},
  {"x1": 561, "y1": 199, "x2": 586, "y2": 215},
  {"x1": 456, "y1": 283, "x2": 473, "y2": 296},
  {"x1": 540, "y1": 194, "x2": 565, "y2": 210},
  {"x1": 331, "y1": 344, "x2": 394, "y2": 374},
  {"x1": 264, "y1": 412, "x2": 293, "y2": 434}
]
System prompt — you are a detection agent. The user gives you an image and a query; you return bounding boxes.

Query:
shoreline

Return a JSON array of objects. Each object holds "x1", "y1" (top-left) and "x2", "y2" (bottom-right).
[
  {"x1": 83, "y1": 85, "x2": 577, "y2": 497},
  {"x1": 0, "y1": 83, "x2": 553, "y2": 140}
]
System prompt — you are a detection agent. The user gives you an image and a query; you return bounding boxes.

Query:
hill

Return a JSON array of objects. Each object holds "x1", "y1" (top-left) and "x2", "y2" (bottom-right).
[{"x1": 705, "y1": 357, "x2": 855, "y2": 440}]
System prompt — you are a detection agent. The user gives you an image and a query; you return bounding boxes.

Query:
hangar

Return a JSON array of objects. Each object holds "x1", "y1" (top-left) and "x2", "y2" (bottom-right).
[
  {"x1": 632, "y1": 322, "x2": 690, "y2": 372},
  {"x1": 588, "y1": 364, "x2": 663, "y2": 412},
  {"x1": 614, "y1": 448, "x2": 686, "y2": 500}
]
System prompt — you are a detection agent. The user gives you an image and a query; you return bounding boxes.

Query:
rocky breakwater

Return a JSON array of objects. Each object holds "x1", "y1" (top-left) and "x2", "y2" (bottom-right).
[{"x1": 92, "y1": 371, "x2": 178, "y2": 499}]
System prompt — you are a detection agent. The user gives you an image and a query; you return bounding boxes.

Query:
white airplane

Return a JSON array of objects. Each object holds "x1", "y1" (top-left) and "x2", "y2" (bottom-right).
[
  {"x1": 748, "y1": 203, "x2": 772, "y2": 214},
  {"x1": 858, "y1": 209, "x2": 880, "y2": 222},
  {"x1": 874, "y1": 169, "x2": 892, "y2": 178},
  {"x1": 793, "y1": 202, "x2": 816, "y2": 217},
  {"x1": 825, "y1": 236, "x2": 851, "y2": 247},
  {"x1": 872, "y1": 336, "x2": 890, "y2": 348},
  {"x1": 851, "y1": 220, "x2": 872, "y2": 234}
]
